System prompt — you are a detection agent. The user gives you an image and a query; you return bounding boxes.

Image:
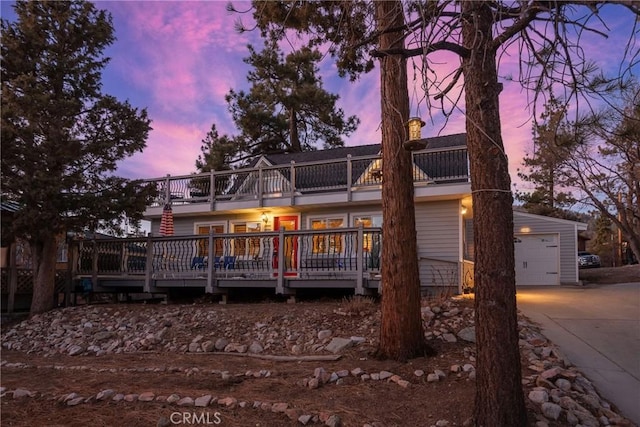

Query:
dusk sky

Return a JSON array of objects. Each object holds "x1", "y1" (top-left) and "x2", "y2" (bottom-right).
[{"x1": 2, "y1": 1, "x2": 638, "y2": 193}]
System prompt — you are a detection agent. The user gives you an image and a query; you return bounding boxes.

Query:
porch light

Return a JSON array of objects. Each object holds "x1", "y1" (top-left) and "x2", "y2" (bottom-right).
[
  {"x1": 404, "y1": 117, "x2": 427, "y2": 151},
  {"x1": 461, "y1": 205, "x2": 468, "y2": 215},
  {"x1": 261, "y1": 212, "x2": 269, "y2": 226}
]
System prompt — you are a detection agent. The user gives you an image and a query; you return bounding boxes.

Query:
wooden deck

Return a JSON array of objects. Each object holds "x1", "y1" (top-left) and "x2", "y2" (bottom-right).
[{"x1": 69, "y1": 227, "x2": 383, "y2": 298}]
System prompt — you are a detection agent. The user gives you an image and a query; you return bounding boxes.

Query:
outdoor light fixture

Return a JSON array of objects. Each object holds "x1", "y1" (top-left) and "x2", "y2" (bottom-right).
[
  {"x1": 461, "y1": 205, "x2": 468, "y2": 215},
  {"x1": 261, "y1": 212, "x2": 269, "y2": 225},
  {"x1": 404, "y1": 117, "x2": 427, "y2": 151}
]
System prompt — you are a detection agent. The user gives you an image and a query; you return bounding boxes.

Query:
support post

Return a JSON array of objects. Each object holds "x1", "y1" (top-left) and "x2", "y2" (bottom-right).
[
  {"x1": 91, "y1": 238, "x2": 98, "y2": 294},
  {"x1": 206, "y1": 229, "x2": 215, "y2": 293},
  {"x1": 210, "y1": 171, "x2": 216, "y2": 211},
  {"x1": 7, "y1": 242, "x2": 17, "y2": 313},
  {"x1": 144, "y1": 233, "x2": 153, "y2": 293},
  {"x1": 66, "y1": 239, "x2": 78, "y2": 307},
  {"x1": 346, "y1": 155, "x2": 353, "y2": 202},
  {"x1": 258, "y1": 167, "x2": 264, "y2": 207},
  {"x1": 290, "y1": 161, "x2": 296, "y2": 206},
  {"x1": 276, "y1": 227, "x2": 285, "y2": 295},
  {"x1": 356, "y1": 224, "x2": 364, "y2": 295}
]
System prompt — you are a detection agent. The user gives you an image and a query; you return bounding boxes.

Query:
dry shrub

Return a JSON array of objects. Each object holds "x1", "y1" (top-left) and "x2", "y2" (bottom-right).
[{"x1": 339, "y1": 295, "x2": 377, "y2": 316}]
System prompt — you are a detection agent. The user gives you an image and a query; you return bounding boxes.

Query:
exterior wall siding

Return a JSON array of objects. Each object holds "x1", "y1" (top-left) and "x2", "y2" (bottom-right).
[
  {"x1": 513, "y1": 212, "x2": 580, "y2": 285},
  {"x1": 415, "y1": 200, "x2": 462, "y2": 292}
]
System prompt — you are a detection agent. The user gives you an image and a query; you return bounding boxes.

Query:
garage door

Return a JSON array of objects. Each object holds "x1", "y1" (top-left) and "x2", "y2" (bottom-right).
[{"x1": 514, "y1": 234, "x2": 559, "y2": 286}]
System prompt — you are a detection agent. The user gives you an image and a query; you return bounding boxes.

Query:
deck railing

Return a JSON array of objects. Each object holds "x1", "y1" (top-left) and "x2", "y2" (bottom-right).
[
  {"x1": 146, "y1": 146, "x2": 469, "y2": 207},
  {"x1": 71, "y1": 227, "x2": 382, "y2": 294}
]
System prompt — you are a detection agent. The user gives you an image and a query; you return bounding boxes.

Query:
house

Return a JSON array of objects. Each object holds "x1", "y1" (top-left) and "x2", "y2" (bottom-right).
[{"x1": 67, "y1": 133, "x2": 586, "y2": 300}]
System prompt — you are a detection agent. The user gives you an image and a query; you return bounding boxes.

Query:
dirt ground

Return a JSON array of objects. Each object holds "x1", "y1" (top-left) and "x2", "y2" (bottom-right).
[
  {"x1": 579, "y1": 264, "x2": 639, "y2": 285},
  {"x1": 0, "y1": 296, "x2": 556, "y2": 427},
  {"x1": 3, "y1": 263, "x2": 638, "y2": 427}
]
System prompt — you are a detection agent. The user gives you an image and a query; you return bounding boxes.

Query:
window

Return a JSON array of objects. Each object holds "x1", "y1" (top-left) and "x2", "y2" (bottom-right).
[
  {"x1": 195, "y1": 223, "x2": 225, "y2": 257},
  {"x1": 309, "y1": 217, "x2": 345, "y2": 254},
  {"x1": 231, "y1": 222, "x2": 262, "y2": 258},
  {"x1": 353, "y1": 215, "x2": 382, "y2": 253}
]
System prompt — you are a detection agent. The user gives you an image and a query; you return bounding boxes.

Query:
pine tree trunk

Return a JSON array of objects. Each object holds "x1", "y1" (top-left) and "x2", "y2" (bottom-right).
[
  {"x1": 289, "y1": 108, "x2": 301, "y2": 152},
  {"x1": 30, "y1": 238, "x2": 58, "y2": 316},
  {"x1": 461, "y1": 2, "x2": 527, "y2": 426},
  {"x1": 374, "y1": 0, "x2": 429, "y2": 361}
]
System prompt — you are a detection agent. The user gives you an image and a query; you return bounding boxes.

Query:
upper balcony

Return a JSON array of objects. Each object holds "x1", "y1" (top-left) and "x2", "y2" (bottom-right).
[{"x1": 143, "y1": 139, "x2": 470, "y2": 217}]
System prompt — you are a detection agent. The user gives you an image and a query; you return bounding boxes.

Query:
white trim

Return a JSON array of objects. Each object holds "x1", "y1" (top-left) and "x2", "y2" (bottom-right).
[
  {"x1": 350, "y1": 212, "x2": 383, "y2": 227},
  {"x1": 514, "y1": 211, "x2": 588, "y2": 230},
  {"x1": 193, "y1": 221, "x2": 227, "y2": 234},
  {"x1": 307, "y1": 213, "x2": 348, "y2": 229}
]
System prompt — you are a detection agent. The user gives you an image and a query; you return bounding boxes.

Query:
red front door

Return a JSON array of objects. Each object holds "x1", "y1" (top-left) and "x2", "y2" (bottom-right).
[{"x1": 273, "y1": 215, "x2": 298, "y2": 276}]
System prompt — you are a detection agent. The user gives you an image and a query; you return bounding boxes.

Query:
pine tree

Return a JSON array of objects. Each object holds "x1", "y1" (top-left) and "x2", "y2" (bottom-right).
[
  {"x1": 1, "y1": 1, "x2": 155, "y2": 315},
  {"x1": 517, "y1": 96, "x2": 578, "y2": 218}
]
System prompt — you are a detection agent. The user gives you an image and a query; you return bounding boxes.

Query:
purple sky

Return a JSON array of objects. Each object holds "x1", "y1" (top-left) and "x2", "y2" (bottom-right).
[{"x1": 3, "y1": 2, "x2": 637, "y2": 192}]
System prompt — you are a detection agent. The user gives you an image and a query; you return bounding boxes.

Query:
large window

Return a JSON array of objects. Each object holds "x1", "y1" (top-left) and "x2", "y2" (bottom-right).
[
  {"x1": 231, "y1": 222, "x2": 262, "y2": 258},
  {"x1": 195, "y1": 223, "x2": 225, "y2": 257},
  {"x1": 309, "y1": 217, "x2": 345, "y2": 254}
]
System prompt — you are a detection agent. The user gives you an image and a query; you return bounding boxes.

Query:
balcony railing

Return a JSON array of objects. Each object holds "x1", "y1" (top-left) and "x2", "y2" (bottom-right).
[
  {"x1": 145, "y1": 146, "x2": 469, "y2": 207},
  {"x1": 70, "y1": 227, "x2": 382, "y2": 295}
]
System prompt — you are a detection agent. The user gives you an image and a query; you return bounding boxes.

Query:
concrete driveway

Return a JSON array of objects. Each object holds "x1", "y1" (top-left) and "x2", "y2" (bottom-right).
[{"x1": 517, "y1": 282, "x2": 640, "y2": 425}]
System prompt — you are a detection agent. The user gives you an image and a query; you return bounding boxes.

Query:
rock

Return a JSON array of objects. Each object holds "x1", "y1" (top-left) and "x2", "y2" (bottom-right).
[
  {"x1": 138, "y1": 392, "x2": 155, "y2": 402},
  {"x1": 462, "y1": 364, "x2": 475, "y2": 372},
  {"x1": 188, "y1": 342, "x2": 200, "y2": 353},
  {"x1": 195, "y1": 395, "x2": 212, "y2": 407},
  {"x1": 350, "y1": 336, "x2": 366, "y2": 344},
  {"x1": 457, "y1": 326, "x2": 476, "y2": 343},
  {"x1": 272, "y1": 402, "x2": 288, "y2": 412},
  {"x1": 434, "y1": 369, "x2": 447, "y2": 379},
  {"x1": 541, "y1": 402, "x2": 562, "y2": 420},
  {"x1": 157, "y1": 417, "x2": 171, "y2": 427},
  {"x1": 414, "y1": 369, "x2": 425, "y2": 377},
  {"x1": 555, "y1": 378, "x2": 572, "y2": 392},
  {"x1": 324, "y1": 337, "x2": 353, "y2": 354},
  {"x1": 442, "y1": 333, "x2": 457, "y2": 343},
  {"x1": 96, "y1": 389, "x2": 115, "y2": 401},
  {"x1": 427, "y1": 373, "x2": 440, "y2": 382},
  {"x1": 351, "y1": 367, "x2": 364, "y2": 376},
  {"x1": 325, "y1": 414, "x2": 342, "y2": 427},
  {"x1": 540, "y1": 367, "x2": 563, "y2": 381},
  {"x1": 529, "y1": 389, "x2": 549, "y2": 404},
  {"x1": 112, "y1": 393, "x2": 124, "y2": 402},
  {"x1": 93, "y1": 331, "x2": 114, "y2": 341},
  {"x1": 308, "y1": 378, "x2": 320, "y2": 389},
  {"x1": 336, "y1": 369, "x2": 349, "y2": 378},
  {"x1": 124, "y1": 394, "x2": 139, "y2": 402},
  {"x1": 299, "y1": 414, "x2": 313, "y2": 425},
  {"x1": 397, "y1": 379, "x2": 410, "y2": 388},
  {"x1": 68, "y1": 345, "x2": 84, "y2": 356},
  {"x1": 201, "y1": 340, "x2": 215, "y2": 352},
  {"x1": 436, "y1": 420, "x2": 450, "y2": 427},
  {"x1": 12, "y1": 388, "x2": 33, "y2": 398},
  {"x1": 218, "y1": 396, "x2": 237, "y2": 407},
  {"x1": 67, "y1": 397, "x2": 84, "y2": 406},
  {"x1": 379, "y1": 371, "x2": 393, "y2": 380},
  {"x1": 214, "y1": 338, "x2": 228, "y2": 351},
  {"x1": 177, "y1": 397, "x2": 194, "y2": 406},
  {"x1": 248, "y1": 341, "x2": 264, "y2": 354},
  {"x1": 317, "y1": 330, "x2": 332, "y2": 340},
  {"x1": 166, "y1": 394, "x2": 180, "y2": 404}
]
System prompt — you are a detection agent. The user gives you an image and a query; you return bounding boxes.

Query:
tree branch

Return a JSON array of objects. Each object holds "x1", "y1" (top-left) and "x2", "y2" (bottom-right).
[{"x1": 371, "y1": 41, "x2": 469, "y2": 59}]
